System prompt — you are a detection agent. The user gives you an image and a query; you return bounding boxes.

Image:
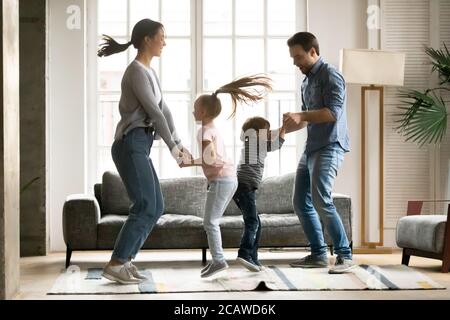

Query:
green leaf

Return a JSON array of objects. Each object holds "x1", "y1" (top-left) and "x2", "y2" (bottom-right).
[{"x1": 394, "y1": 89, "x2": 448, "y2": 147}]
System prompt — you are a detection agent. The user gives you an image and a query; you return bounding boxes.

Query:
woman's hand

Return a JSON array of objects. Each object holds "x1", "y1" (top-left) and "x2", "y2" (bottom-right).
[
  {"x1": 181, "y1": 147, "x2": 193, "y2": 162},
  {"x1": 171, "y1": 146, "x2": 186, "y2": 166}
]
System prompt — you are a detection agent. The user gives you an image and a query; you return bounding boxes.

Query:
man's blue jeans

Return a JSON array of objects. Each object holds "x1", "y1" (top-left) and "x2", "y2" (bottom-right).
[
  {"x1": 110, "y1": 127, "x2": 164, "y2": 263},
  {"x1": 233, "y1": 189, "x2": 261, "y2": 262},
  {"x1": 293, "y1": 142, "x2": 352, "y2": 259}
]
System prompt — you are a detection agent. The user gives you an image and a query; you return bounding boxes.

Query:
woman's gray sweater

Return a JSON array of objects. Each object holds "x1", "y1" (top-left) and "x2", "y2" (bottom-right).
[{"x1": 114, "y1": 60, "x2": 181, "y2": 151}]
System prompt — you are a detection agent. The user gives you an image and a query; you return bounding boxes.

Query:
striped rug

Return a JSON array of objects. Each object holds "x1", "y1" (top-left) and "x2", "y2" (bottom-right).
[{"x1": 48, "y1": 264, "x2": 445, "y2": 295}]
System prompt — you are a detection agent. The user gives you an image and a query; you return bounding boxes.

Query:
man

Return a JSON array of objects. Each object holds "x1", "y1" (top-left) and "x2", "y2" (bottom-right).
[{"x1": 283, "y1": 32, "x2": 355, "y2": 274}]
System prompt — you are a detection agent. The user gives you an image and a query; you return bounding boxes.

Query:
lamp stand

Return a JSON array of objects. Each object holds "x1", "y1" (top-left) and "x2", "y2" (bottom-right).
[{"x1": 354, "y1": 85, "x2": 392, "y2": 254}]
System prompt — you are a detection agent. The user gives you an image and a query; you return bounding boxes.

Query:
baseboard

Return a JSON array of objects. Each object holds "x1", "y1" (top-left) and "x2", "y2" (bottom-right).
[{"x1": 353, "y1": 247, "x2": 394, "y2": 254}]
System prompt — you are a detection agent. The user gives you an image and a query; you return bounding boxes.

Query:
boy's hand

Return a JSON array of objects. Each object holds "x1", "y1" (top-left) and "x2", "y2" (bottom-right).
[
  {"x1": 279, "y1": 125, "x2": 286, "y2": 139},
  {"x1": 283, "y1": 112, "x2": 302, "y2": 127}
]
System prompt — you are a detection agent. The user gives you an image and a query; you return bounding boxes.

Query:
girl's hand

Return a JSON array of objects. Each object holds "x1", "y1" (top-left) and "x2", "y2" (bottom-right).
[
  {"x1": 171, "y1": 146, "x2": 185, "y2": 166},
  {"x1": 181, "y1": 147, "x2": 193, "y2": 161},
  {"x1": 179, "y1": 160, "x2": 191, "y2": 168}
]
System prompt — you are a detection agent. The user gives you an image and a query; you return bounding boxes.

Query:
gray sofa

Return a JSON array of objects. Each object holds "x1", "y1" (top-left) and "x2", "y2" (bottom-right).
[{"x1": 63, "y1": 171, "x2": 353, "y2": 267}]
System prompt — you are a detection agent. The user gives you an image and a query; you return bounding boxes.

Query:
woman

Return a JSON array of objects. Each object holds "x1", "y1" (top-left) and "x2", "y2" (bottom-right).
[{"x1": 97, "y1": 19, "x2": 190, "y2": 284}]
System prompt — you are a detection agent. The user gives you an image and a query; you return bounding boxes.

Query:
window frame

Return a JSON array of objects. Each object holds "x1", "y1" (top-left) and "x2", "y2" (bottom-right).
[{"x1": 87, "y1": 0, "x2": 306, "y2": 187}]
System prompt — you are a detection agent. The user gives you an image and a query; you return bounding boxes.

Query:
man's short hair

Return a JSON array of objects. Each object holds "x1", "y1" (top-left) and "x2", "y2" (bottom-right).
[{"x1": 287, "y1": 32, "x2": 320, "y2": 56}]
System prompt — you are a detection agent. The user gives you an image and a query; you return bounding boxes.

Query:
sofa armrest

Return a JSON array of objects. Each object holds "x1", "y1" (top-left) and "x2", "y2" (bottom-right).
[
  {"x1": 332, "y1": 194, "x2": 353, "y2": 242},
  {"x1": 63, "y1": 194, "x2": 100, "y2": 250}
]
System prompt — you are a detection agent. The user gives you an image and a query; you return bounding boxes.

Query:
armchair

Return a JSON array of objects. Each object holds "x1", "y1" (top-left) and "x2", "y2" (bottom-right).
[{"x1": 396, "y1": 200, "x2": 450, "y2": 273}]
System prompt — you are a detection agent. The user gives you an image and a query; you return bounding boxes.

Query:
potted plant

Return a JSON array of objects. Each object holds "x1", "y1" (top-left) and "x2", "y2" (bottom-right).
[{"x1": 395, "y1": 43, "x2": 450, "y2": 146}]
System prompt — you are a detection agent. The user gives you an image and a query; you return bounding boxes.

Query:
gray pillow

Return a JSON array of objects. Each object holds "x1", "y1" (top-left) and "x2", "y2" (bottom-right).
[
  {"x1": 101, "y1": 171, "x2": 131, "y2": 215},
  {"x1": 256, "y1": 172, "x2": 295, "y2": 214},
  {"x1": 160, "y1": 176, "x2": 207, "y2": 217}
]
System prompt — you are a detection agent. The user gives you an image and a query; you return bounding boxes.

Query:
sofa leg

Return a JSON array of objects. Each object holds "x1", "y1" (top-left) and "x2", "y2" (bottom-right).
[
  {"x1": 401, "y1": 249, "x2": 410, "y2": 266},
  {"x1": 441, "y1": 261, "x2": 449, "y2": 273},
  {"x1": 202, "y1": 248, "x2": 207, "y2": 266},
  {"x1": 441, "y1": 250, "x2": 450, "y2": 273},
  {"x1": 65, "y1": 247, "x2": 73, "y2": 269},
  {"x1": 329, "y1": 245, "x2": 334, "y2": 256}
]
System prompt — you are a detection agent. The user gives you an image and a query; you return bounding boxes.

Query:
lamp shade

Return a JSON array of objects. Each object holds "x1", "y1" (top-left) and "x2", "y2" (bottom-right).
[{"x1": 339, "y1": 49, "x2": 405, "y2": 86}]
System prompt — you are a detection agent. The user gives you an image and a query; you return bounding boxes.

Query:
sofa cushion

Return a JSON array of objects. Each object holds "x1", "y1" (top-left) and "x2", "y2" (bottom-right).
[
  {"x1": 101, "y1": 171, "x2": 131, "y2": 215},
  {"x1": 256, "y1": 172, "x2": 295, "y2": 214},
  {"x1": 396, "y1": 215, "x2": 447, "y2": 254},
  {"x1": 220, "y1": 213, "x2": 307, "y2": 247},
  {"x1": 160, "y1": 176, "x2": 207, "y2": 216},
  {"x1": 97, "y1": 214, "x2": 207, "y2": 249},
  {"x1": 100, "y1": 171, "x2": 208, "y2": 216}
]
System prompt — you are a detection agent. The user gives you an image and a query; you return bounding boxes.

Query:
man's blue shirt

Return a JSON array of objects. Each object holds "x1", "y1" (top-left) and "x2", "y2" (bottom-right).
[{"x1": 301, "y1": 57, "x2": 350, "y2": 154}]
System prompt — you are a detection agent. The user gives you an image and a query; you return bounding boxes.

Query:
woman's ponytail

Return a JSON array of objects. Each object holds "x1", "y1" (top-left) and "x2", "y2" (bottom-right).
[{"x1": 97, "y1": 35, "x2": 132, "y2": 57}]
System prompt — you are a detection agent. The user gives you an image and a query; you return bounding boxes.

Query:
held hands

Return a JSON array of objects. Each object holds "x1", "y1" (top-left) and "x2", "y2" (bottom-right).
[
  {"x1": 171, "y1": 146, "x2": 193, "y2": 168},
  {"x1": 282, "y1": 112, "x2": 302, "y2": 132},
  {"x1": 180, "y1": 147, "x2": 193, "y2": 163}
]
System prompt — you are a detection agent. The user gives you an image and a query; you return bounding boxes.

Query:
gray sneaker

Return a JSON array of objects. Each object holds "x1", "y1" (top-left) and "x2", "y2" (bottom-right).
[
  {"x1": 237, "y1": 257, "x2": 260, "y2": 272},
  {"x1": 290, "y1": 254, "x2": 328, "y2": 268},
  {"x1": 102, "y1": 264, "x2": 143, "y2": 285},
  {"x1": 328, "y1": 256, "x2": 357, "y2": 274},
  {"x1": 201, "y1": 263, "x2": 212, "y2": 274},
  {"x1": 201, "y1": 260, "x2": 229, "y2": 278},
  {"x1": 126, "y1": 262, "x2": 148, "y2": 280}
]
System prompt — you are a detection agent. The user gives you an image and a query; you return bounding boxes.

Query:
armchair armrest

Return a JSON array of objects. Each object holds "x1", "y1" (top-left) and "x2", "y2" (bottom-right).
[{"x1": 63, "y1": 194, "x2": 101, "y2": 250}]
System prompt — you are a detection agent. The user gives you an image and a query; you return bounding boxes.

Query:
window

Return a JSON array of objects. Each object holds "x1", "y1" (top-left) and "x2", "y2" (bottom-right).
[{"x1": 93, "y1": 0, "x2": 302, "y2": 182}]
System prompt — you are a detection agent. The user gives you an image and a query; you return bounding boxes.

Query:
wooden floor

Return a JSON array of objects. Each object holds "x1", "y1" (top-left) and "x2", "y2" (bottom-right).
[{"x1": 16, "y1": 248, "x2": 450, "y2": 300}]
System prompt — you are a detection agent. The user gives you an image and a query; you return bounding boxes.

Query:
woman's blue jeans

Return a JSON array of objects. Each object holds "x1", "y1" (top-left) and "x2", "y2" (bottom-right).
[{"x1": 110, "y1": 127, "x2": 164, "y2": 263}]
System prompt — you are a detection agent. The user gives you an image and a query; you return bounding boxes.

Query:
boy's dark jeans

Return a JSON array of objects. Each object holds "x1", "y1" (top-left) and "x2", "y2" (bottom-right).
[{"x1": 233, "y1": 188, "x2": 261, "y2": 262}]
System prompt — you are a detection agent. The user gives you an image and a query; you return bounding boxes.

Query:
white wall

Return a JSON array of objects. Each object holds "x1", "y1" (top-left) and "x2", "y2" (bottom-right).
[
  {"x1": 48, "y1": 0, "x2": 87, "y2": 252},
  {"x1": 308, "y1": 0, "x2": 368, "y2": 247}
]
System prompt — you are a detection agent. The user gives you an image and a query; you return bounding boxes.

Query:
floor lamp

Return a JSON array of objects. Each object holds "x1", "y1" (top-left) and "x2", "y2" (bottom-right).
[{"x1": 340, "y1": 49, "x2": 405, "y2": 253}]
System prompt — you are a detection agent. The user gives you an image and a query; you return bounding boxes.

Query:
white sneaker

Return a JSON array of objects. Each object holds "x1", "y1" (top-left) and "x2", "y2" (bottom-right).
[
  {"x1": 328, "y1": 256, "x2": 357, "y2": 274},
  {"x1": 237, "y1": 257, "x2": 261, "y2": 272},
  {"x1": 102, "y1": 264, "x2": 143, "y2": 285},
  {"x1": 125, "y1": 262, "x2": 148, "y2": 280}
]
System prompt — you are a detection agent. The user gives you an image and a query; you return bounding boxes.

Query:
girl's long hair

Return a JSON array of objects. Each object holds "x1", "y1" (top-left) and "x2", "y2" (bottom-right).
[{"x1": 199, "y1": 74, "x2": 273, "y2": 119}]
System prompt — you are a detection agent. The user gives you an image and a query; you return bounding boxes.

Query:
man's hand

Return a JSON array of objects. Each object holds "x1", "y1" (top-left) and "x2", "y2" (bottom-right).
[{"x1": 283, "y1": 112, "x2": 303, "y2": 132}]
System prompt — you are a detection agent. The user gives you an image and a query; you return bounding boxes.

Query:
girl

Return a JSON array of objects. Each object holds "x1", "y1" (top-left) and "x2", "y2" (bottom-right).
[
  {"x1": 97, "y1": 19, "x2": 190, "y2": 284},
  {"x1": 181, "y1": 75, "x2": 272, "y2": 278}
]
